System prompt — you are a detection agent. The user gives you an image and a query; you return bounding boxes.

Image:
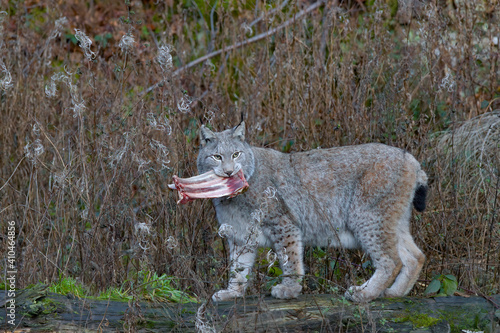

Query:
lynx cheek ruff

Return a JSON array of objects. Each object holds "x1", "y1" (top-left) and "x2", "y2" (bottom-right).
[{"x1": 168, "y1": 170, "x2": 249, "y2": 204}]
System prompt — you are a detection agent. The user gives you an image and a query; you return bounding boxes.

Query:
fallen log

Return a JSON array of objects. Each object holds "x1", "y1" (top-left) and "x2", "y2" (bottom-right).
[{"x1": 1, "y1": 285, "x2": 499, "y2": 332}]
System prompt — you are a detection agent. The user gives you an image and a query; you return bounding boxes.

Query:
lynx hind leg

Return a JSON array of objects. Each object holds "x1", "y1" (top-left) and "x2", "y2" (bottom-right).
[
  {"x1": 382, "y1": 231, "x2": 425, "y2": 298},
  {"x1": 344, "y1": 222, "x2": 402, "y2": 302},
  {"x1": 270, "y1": 223, "x2": 304, "y2": 299},
  {"x1": 345, "y1": 254, "x2": 402, "y2": 303},
  {"x1": 213, "y1": 242, "x2": 256, "y2": 302}
]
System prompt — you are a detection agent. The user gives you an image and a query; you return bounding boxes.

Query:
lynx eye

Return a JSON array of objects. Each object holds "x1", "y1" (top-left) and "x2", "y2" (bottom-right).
[
  {"x1": 212, "y1": 154, "x2": 222, "y2": 161},
  {"x1": 232, "y1": 152, "x2": 241, "y2": 159}
]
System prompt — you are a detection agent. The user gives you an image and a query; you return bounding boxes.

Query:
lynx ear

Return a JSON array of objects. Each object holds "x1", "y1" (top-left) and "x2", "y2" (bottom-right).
[
  {"x1": 232, "y1": 121, "x2": 245, "y2": 141},
  {"x1": 200, "y1": 125, "x2": 216, "y2": 147}
]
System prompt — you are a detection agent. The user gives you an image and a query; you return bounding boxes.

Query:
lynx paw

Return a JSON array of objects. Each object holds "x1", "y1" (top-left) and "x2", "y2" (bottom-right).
[
  {"x1": 344, "y1": 285, "x2": 380, "y2": 303},
  {"x1": 212, "y1": 289, "x2": 244, "y2": 302},
  {"x1": 344, "y1": 286, "x2": 364, "y2": 303},
  {"x1": 271, "y1": 282, "x2": 302, "y2": 299}
]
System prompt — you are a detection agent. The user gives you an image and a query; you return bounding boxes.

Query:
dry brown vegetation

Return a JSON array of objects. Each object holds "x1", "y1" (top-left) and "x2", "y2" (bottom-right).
[{"x1": 0, "y1": 0, "x2": 499, "y2": 308}]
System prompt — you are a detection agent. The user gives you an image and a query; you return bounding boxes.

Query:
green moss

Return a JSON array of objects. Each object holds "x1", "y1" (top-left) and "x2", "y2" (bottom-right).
[
  {"x1": 20, "y1": 298, "x2": 63, "y2": 318},
  {"x1": 40, "y1": 298, "x2": 64, "y2": 315},
  {"x1": 393, "y1": 306, "x2": 490, "y2": 332},
  {"x1": 442, "y1": 310, "x2": 489, "y2": 333},
  {"x1": 409, "y1": 313, "x2": 439, "y2": 327},
  {"x1": 376, "y1": 297, "x2": 408, "y2": 306},
  {"x1": 394, "y1": 311, "x2": 439, "y2": 328}
]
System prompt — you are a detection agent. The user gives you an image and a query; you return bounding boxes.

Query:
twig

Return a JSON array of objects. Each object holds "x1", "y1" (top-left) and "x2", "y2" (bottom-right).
[
  {"x1": 209, "y1": 0, "x2": 218, "y2": 53},
  {"x1": 147, "y1": 26, "x2": 159, "y2": 50},
  {"x1": 485, "y1": 169, "x2": 499, "y2": 275},
  {"x1": 476, "y1": 289, "x2": 500, "y2": 310},
  {"x1": 249, "y1": 0, "x2": 290, "y2": 28},
  {"x1": 140, "y1": 0, "x2": 325, "y2": 96},
  {"x1": 0, "y1": 156, "x2": 26, "y2": 193}
]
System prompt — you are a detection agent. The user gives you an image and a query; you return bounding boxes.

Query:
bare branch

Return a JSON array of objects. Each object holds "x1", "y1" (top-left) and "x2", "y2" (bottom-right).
[{"x1": 141, "y1": 0, "x2": 325, "y2": 96}]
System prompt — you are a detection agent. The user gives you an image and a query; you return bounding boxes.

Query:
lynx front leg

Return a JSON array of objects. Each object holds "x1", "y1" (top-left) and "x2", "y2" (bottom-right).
[
  {"x1": 269, "y1": 224, "x2": 304, "y2": 299},
  {"x1": 213, "y1": 240, "x2": 256, "y2": 302}
]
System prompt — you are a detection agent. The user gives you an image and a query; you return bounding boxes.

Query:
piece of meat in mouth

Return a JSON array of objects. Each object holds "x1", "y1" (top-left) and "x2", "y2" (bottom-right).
[{"x1": 168, "y1": 170, "x2": 249, "y2": 204}]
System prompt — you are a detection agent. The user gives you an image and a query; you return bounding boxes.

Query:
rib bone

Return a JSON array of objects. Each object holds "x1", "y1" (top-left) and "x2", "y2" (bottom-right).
[{"x1": 168, "y1": 170, "x2": 249, "y2": 204}]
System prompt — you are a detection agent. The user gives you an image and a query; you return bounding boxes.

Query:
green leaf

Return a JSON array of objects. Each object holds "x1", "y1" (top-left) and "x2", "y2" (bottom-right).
[
  {"x1": 480, "y1": 100, "x2": 489, "y2": 109},
  {"x1": 424, "y1": 279, "x2": 441, "y2": 295},
  {"x1": 268, "y1": 266, "x2": 283, "y2": 277},
  {"x1": 313, "y1": 247, "x2": 327, "y2": 258},
  {"x1": 65, "y1": 33, "x2": 78, "y2": 45},
  {"x1": 444, "y1": 274, "x2": 457, "y2": 282},
  {"x1": 442, "y1": 277, "x2": 458, "y2": 296},
  {"x1": 362, "y1": 260, "x2": 373, "y2": 269}
]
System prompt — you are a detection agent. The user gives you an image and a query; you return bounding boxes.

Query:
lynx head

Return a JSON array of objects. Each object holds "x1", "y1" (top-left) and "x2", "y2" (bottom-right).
[{"x1": 197, "y1": 121, "x2": 255, "y2": 180}]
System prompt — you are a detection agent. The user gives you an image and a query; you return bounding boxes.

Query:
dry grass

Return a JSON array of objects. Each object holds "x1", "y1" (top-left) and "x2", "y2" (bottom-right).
[
  {"x1": 428, "y1": 111, "x2": 500, "y2": 290},
  {"x1": 0, "y1": 0, "x2": 499, "y2": 308}
]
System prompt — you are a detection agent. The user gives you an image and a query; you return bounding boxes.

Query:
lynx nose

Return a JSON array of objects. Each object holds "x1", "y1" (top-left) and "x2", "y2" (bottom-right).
[{"x1": 225, "y1": 170, "x2": 233, "y2": 177}]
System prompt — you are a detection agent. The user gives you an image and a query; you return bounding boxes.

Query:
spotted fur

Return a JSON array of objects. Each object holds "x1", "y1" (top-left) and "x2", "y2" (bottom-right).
[{"x1": 197, "y1": 121, "x2": 427, "y2": 303}]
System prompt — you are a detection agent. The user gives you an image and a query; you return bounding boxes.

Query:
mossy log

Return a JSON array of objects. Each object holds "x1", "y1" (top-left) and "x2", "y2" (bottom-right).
[{"x1": 1, "y1": 286, "x2": 499, "y2": 332}]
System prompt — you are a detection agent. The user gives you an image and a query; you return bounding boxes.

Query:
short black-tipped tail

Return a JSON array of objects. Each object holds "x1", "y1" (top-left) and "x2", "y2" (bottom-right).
[{"x1": 413, "y1": 185, "x2": 428, "y2": 212}]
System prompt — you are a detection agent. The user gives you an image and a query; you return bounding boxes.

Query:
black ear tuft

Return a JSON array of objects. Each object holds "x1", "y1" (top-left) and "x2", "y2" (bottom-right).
[
  {"x1": 200, "y1": 125, "x2": 216, "y2": 147},
  {"x1": 413, "y1": 185, "x2": 427, "y2": 212},
  {"x1": 232, "y1": 120, "x2": 245, "y2": 141}
]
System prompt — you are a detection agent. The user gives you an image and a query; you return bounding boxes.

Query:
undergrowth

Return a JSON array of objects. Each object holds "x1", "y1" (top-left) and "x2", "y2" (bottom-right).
[
  {"x1": 45, "y1": 271, "x2": 195, "y2": 303},
  {"x1": 0, "y1": 0, "x2": 498, "y2": 314}
]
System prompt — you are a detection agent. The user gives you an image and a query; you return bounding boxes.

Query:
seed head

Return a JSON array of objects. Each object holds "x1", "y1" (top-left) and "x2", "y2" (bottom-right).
[
  {"x1": 74, "y1": 29, "x2": 96, "y2": 61},
  {"x1": 118, "y1": 33, "x2": 135, "y2": 53},
  {"x1": 177, "y1": 95, "x2": 192, "y2": 113},
  {"x1": 0, "y1": 59, "x2": 13, "y2": 91},
  {"x1": 266, "y1": 249, "x2": 277, "y2": 271},
  {"x1": 149, "y1": 139, "x2": 170, "y2": 169},
  {"x1": 218, "y1": 224, "x2": 233, "y2": 238},
  {"x1": 49, "y1": 17, "x2": 68, "y2": 40},
  {"x1": 156, "y1": 44, "x2": 173, "y2": 73},
  {"x1": 24, "y1": 139, "x2": 45, "y2": 164},
  {"x1": 135, "y1": 222, "x2": 151, "y2": 234},
  {"x1": 166, "y1": 236, "x2": 178, "y2": 249}
]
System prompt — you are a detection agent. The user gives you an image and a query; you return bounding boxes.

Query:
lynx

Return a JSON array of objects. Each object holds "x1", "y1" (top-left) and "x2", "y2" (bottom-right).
[{"x1": 197, "y1": 121, "x2": 428, "y2": 303}]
